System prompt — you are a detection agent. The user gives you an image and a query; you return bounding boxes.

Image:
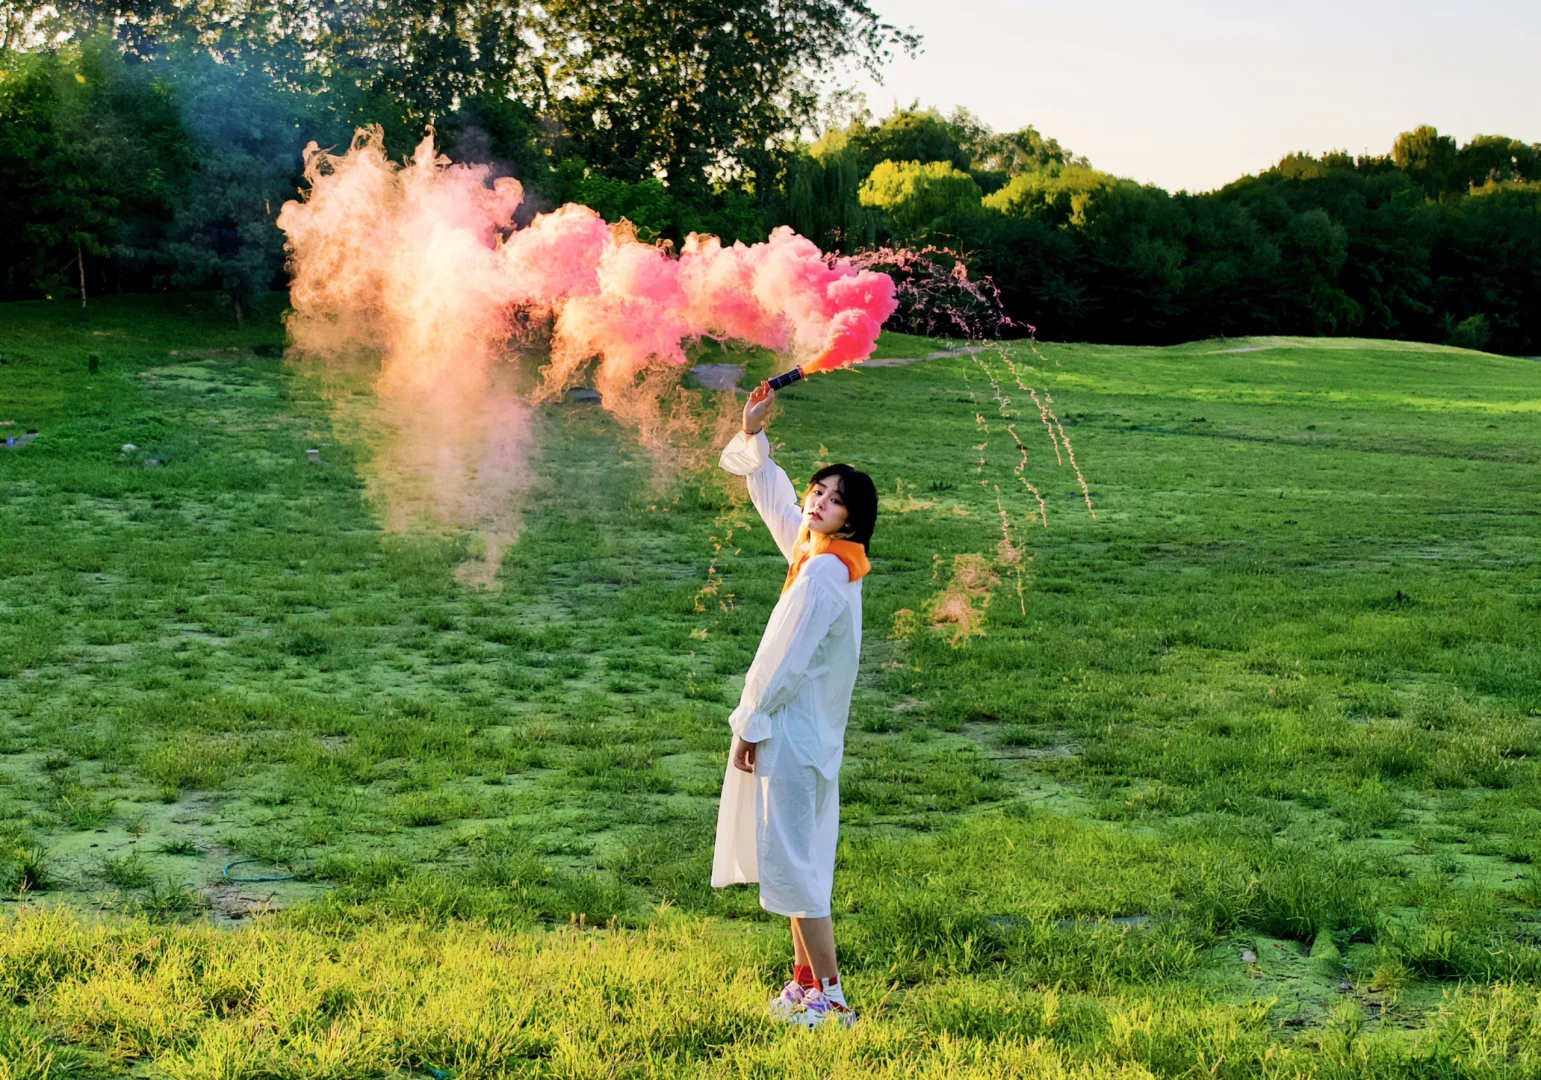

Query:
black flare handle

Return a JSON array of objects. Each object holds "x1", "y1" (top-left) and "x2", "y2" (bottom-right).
[{"x1": 765, "y1": 367, "x2": 806, "y2": 391}]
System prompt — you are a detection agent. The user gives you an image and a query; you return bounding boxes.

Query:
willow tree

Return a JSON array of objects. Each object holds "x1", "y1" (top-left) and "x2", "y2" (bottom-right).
[
  {"x1": 539, "y1": 0, "x2": 918, "y2": 194},
  {"x1": 785, "y1": 149, "x2": 872, "y2": 252}
]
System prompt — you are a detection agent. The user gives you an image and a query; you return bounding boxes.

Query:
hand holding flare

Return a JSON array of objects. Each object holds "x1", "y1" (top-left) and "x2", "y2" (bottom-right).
[{"x1": 743, "y1": 381, "x2": 776, "y2": 434}]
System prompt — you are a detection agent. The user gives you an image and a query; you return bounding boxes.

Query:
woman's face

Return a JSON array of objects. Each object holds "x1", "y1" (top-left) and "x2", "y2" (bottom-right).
[{"x1": 804, "y1": 475, "x2": 850, "y2": 537}]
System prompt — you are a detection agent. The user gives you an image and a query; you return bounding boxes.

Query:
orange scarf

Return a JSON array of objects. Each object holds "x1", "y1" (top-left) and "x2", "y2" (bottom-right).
[{"x1": 781, "y1": 527, "x2": 871, "y2": 594}]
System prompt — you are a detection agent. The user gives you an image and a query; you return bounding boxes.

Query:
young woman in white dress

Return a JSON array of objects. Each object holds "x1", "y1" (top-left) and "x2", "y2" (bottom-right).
[{"x1": 711, "y1": 380, "x2": 877, "y2": 1026}]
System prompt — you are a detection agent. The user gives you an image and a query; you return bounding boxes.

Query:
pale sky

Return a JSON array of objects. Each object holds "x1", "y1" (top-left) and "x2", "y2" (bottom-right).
[{"x1": 851, "y1": 0, "x2": 1541, "y2": 193}]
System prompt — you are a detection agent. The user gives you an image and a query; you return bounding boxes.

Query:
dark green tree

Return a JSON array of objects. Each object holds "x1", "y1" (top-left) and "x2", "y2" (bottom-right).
[
  {"x1": 1393, "y1": 125, "x2": 1459, "y2": 197},
  {"x1": 81, "y1": 0, "x2": 538, "y2": 141},
  {"x1": 0, "y1": 38, "x2": 183, "y2": 303},
  {"x1": 972, "y1": 123, "x2": 1080, "y2": 176},
  {"x1": 145, "y1": 53, "x2": 320, "y2": 324},
  {"x1": 784, "y1": 149, "x2": 873, "y2": 252},
  {"x1": 841, "y1": 107, "x2": 970, "y2": 173},
  {"x1": 541, "y1": 0, "x2": 917, "y2": 192},
  {"x1": 1454, "y1": 135, "x2": 1541, "y2": 189}
]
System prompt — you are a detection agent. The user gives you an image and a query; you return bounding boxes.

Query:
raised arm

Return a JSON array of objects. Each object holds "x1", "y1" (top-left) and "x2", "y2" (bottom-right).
[{"x1": 718, "y1": 382, "x2": 802, "y2": 560}]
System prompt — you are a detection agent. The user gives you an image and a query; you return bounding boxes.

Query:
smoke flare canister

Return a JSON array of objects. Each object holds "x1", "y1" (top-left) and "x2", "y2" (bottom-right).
[
  {"x1": 766, "y1": 346, "x2": 854, "y2": 391},
  {"x1": 766, "y1": 367, "x2": 806, "y2": 391}
]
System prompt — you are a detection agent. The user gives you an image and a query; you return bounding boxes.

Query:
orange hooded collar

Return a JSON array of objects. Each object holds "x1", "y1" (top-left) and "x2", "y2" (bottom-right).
[{"x1": 781, "y1": 527, "x2": 871, "y2": 595}]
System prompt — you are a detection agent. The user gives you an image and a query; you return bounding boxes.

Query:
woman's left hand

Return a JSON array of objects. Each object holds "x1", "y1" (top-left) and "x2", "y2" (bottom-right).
[{"x1": 731, "y1": 735, "x2": 758, "y2": 773}]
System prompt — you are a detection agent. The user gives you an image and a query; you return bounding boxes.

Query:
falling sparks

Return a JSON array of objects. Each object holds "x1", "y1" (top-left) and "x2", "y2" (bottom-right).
[
  {"x1": 989, "y1": 344, "x2": 1096, "y2": 519},
  {"x1": 1044, "y1": 391, "x2": 1095, "y2": 520},
  {"x1": 1027, "y1": 386, "x2": 1064, "y2": 467},
  {"x1": 994, "y1": 485, "x2": 1028, "y2": 616},
  {"x1": 920, "y1": 337, "x2": 1097, "y2": 642},
  {"x1": 1006, "y1": 424, "x2": 1048, "y2": 528}
]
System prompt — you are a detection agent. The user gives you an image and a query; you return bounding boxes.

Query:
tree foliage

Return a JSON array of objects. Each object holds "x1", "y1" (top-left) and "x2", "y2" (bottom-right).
[
  {"x1": 785, "y1": 148, "x2": 874, "y2": 252},
  {"x1": 78, "y1": 0, "x2": 541, "y2": 137},
  {"x1": 80, "y1": 0, "x2": 914, "y2": 190},
  {"x1": 1393, "y1": 125, "x2": 1459, "y2": 198},
  {"x1": 0, "y1": 39, "x2": 184, "y2": 299},
  {"x1": 141, "y1": 53, "x2": 321, "y2": 323},
  {"x1": 817, "y1": 110, "x2": 1541, "y2": 354},
  {"x1": 821, "y1": 107, "x2": 970, "y2": 174},
  {"x1": 0, "y1": 12, "x2": 1536, "y2": 354},
  {"x1": 540, "y1": 0, "x2": 917, "y2": 190},
  {"x1": 859, "y1": 159, "x2": 982, "y2": 234}
]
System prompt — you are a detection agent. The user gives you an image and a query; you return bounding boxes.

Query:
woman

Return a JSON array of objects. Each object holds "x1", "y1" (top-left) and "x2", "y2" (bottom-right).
[{"x1": 711, "y1": 379, "x2": 878, "y2": 1027}]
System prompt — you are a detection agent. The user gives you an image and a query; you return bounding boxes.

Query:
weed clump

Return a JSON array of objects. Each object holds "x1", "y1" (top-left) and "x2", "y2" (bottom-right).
[
  {"x1": 99, "y1": 851, "x2": 153, "y2": 890},
  {"x1": 51, "y1": 783, "x2": 114, "y2": 831},
  {"x1": 137, "y1": 877, "x2": 210, "y2": 920},
  {"x1": 155, "y1": 838, "x2": 201, "y2": 856},
  {"x1": 138, "y1": 732, "x2": 240, "y2": 796},
  {"x1": 1178, "y1": 842, "x2": 1386, "y2": 942},
  {"x1": 0, "y1": 826, "x2": 50, "y2": 894}
]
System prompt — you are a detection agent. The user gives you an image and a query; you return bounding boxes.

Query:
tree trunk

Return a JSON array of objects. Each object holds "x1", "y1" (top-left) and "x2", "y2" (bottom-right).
[
  {"x1": 232, "y1": 294, "x2": 244, "y2": 329},
  {"x1": 77, "y1": 243, "x2": 87, "y2": 309}
]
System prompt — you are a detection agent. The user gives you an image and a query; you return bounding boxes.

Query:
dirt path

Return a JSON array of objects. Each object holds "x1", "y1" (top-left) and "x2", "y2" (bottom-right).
[{"x1": 865, "y1": 344, "x2": 991, "y2": 367}]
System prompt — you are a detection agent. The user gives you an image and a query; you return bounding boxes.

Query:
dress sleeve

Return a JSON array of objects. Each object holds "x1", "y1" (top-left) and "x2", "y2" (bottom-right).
[
  {"x1": 719, "y1": 430, "x2": 802, "y2": 562},
  {"x1": 728, "y1": 567, "x2": 844, "y2": 742}
]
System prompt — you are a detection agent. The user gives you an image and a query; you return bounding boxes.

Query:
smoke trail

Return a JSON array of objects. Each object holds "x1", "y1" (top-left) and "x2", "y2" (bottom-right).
[
  {"x1": 277, "y1": 129, "x2": 537, "y2": 585},
  {"x1": 277, "y1": 127, "x2": 897, "y2": 576}
]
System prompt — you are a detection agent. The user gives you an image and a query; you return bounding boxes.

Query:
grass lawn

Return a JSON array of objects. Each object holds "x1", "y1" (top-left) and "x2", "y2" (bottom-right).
[{"x1": 2, "y1": 294, "x2": 1540, "y2": 1078}]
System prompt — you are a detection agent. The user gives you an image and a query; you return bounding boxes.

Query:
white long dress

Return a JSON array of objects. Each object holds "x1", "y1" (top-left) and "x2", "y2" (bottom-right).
[{"x1": 710, "y1": 430, "x2": 864, "y2": 918}]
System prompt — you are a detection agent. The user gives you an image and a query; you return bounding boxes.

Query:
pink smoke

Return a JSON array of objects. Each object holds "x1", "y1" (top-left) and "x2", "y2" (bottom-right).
[
  {"x1": 276, "y1": 127, "x2": 896, "y2": 580},
  {"x1": 279, "y1": 127, "x2": 896, "y2": 395},
  {"x1": 277, "y1": 129, "x2": 538, "y2": 585},
  {"x1": 515, "y1": 210, "x2": 899, "y2": 395}
]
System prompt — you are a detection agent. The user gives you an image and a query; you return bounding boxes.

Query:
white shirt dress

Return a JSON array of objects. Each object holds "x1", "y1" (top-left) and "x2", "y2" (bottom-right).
[{"x1": 710, "y1": 430, "x2": 864, "y2": 918}]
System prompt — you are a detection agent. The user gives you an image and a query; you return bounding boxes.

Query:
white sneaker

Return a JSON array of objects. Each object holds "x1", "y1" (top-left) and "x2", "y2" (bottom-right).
[
  {"x1": 768, "y1": 980, "x2": 807, "y2": 1021},
  {"x1": 821, "y1": 978, "x2": 853, "y2": 1013},
  {"x1": 790, "y1": 983, "x2": 857, "y2": 1027}
]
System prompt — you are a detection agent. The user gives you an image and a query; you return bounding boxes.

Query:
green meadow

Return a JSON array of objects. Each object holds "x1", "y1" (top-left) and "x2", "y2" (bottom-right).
[{"x1": 2, "y1": 294, "x2": 1540, "y2": 1078}]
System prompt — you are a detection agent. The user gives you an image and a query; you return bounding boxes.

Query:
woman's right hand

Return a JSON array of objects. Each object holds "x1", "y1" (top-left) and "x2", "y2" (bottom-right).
[
  {"x1": 742, "y1": 382, "x2": 775, "y2": 435},
  {"x1": 730, "y1": 735, "x2": 758, "y2": 773}
]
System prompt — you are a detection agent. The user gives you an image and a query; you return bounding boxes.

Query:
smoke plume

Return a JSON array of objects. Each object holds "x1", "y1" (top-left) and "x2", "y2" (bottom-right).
[{"x1": 276, "y1": 127, "x2": 897, "y2": 581}]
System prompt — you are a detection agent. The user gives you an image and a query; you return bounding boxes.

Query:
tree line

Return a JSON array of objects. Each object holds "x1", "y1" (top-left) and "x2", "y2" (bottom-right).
[
  {"x1": 2, "y1": 2, "x2": 1537, "y2": 353},
  {"x1": 830, "y1": 114, "x2": 1541, "y2": 354}
]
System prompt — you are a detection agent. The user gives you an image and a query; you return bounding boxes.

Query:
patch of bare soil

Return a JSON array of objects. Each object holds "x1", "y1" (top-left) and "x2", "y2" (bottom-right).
[
  {"x1": 995, "y1": 742, "x2": 1083, "y2": 762},
  {"x1": 691, "y1": 363, "x2": 746, "y2": 391},
  {"x1": 199, "y1": 881, "x2": 283, "y2": 924}
]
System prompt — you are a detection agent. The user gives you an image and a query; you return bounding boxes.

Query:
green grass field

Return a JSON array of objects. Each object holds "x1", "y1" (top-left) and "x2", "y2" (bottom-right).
[{"x1": 2, "y1": 294, "x2": 1540, "y2": 1078}]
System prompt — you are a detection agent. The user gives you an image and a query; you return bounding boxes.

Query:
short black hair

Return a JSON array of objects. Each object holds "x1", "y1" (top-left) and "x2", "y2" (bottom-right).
[{"x1": 807, "y1": 464, "x2": 878, "y2": 552}]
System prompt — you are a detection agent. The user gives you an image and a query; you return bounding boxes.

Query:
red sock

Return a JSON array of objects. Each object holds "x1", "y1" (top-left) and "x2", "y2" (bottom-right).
[{"x1": 793, "y1": 964, "x2": 818, "y2": 988}]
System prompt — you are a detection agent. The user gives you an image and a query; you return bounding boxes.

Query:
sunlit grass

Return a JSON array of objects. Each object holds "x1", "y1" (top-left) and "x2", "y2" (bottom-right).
[{"x1": 4, "y1": 902, "x2": 1541, "y2": 1079}]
